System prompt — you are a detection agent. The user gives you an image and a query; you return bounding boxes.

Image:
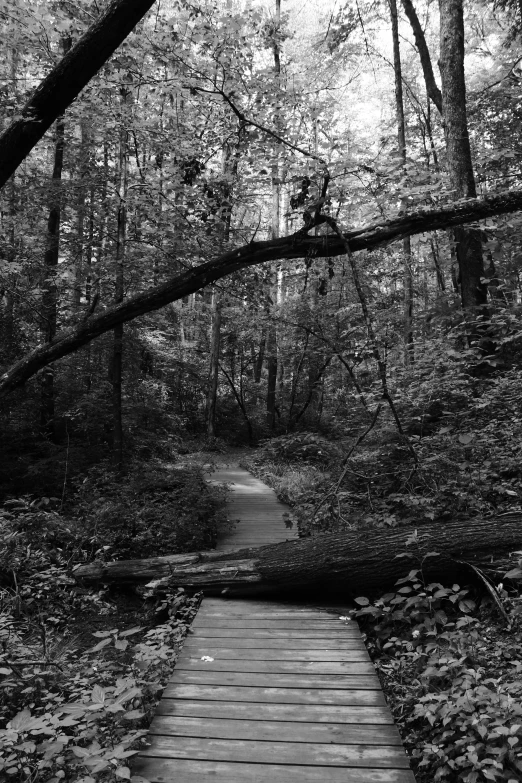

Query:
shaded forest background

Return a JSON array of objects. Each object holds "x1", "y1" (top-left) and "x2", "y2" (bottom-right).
[{"x1": 2, "y1": 0, "x2": 522, "y2": 520}]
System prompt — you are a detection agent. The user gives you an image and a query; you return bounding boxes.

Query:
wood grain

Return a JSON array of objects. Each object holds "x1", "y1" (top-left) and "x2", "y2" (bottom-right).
[{"x1": 133, "y1": 757, "x2": 416, "y2": 782}]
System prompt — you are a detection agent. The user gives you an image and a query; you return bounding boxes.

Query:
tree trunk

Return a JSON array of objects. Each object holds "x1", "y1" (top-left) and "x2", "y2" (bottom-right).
[
  {"x1": 401, "y1": 0, "x2": 443, "y2": 113},
  {"x1": 1, "y1": 188, "x2": 522, "y2": 400},
  {"x1": 266, "y1": 0, "x2": 282, "y2": 431},
  {"x1": 111, "y1": 87, "x2": 129, "y2": 472},
  {"x1": 439, "y1": 0, "x2": 487, "y2": 314},
  {"x1": 40, "y1": 38, "x2": 69, "y2": 441},
  {"x1": 206, "y1": 289, "x2": 222, "y2": 437},
  {"x1": 74, "y1": 513, "x2": 522, "y2": 596},
  {"x1": 389, "y1": 0, "x2": 414, "y2": 364},
  {"x1": 0, "y1": 0, "x2": 156, "y2": 190},
  {"x1": 266, "y1": 323, "x2": 278, "y2": 429}
]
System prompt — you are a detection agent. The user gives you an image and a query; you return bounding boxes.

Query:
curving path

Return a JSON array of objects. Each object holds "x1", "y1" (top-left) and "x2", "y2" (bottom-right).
[{"x1": 134, "y1": 461, "x2": 415, "y2": 783}]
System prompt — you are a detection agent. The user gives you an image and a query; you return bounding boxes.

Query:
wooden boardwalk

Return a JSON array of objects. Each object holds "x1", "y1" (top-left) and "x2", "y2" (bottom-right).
[{"x1": 134, "y1": 461, "x2": 415, "y2": 783}]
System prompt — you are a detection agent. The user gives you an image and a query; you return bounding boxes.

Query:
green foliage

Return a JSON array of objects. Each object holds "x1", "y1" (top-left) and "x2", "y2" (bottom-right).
[
  {"x1": 355, "y1": 572, "x2": 522, "y2": 783},
  {"x1": 71, "y1": 463, "x2": 229, "y2": 560},
  {"x1": 258, "y1": 433, "x2": 341, "y2": 464},
  {"x1": 0, "y1": 526, "x2": 200, "y2": 783},
  {"x1": 0, "y1": 455, "x2": 228, "y2": 780}
]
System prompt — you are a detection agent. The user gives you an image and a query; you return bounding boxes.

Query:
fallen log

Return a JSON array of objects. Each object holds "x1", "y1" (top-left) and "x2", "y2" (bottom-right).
[{"x1": 73, "y1": 513, "x2": 522, "y2": 596}]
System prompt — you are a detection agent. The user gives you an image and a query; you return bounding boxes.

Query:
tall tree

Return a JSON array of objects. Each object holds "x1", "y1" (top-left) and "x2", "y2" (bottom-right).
[
  {"x1": 438, "y1": 0, "x2": 488, "y2": 314},
  {"x1": 111, "y1": 86, "x2": 130, "y2": 471},
  {"x1": 389, "y1": 0, "x2": 414, "y2": 363},
  {"x1": 402, "y1": 0, "x2": 488, "y2": 316},
  {"x1": 40, "y1": 37, "x2": 71, "y2": 440},
  {"x1": 267, "y1": 0, "x2": 282, "y2": 430}
]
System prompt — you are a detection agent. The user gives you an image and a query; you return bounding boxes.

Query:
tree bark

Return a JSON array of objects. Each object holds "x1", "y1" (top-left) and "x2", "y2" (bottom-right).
[
  {"x1": 111, "y1": 87, "x2": 130, "y2": 472},
  {"x1": 40, "y1": 67, "x2": 68, "y2": 440},
  {"x1": 439, "y1": 0, "x2": 487, "y2": 313},
  {"x1": 401, "y1": 0, "x2": 443, "y2": 113},
  {"x1": 74, "y1": 513, "x2": 522, "y2": 596},
  {"x1": 0, "y1": 0, "x2": 156, "y2": 190},
  {"x1": 1, "y1": 188, "x2": 522, "y2": 399},
  {"x1": 389, "y1": 0, "x2": 414, "y2": 364},
  {"x1": 206, "y1": 289, "x2": 222, "y2": 437}
]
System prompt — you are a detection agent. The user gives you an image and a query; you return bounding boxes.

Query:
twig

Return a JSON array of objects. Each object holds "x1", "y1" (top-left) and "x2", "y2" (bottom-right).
[
  {"x1": 323, "y1": 214, "x2": 419, "y2": 472},
  {"x1": 312, "y1": 404, "x2": 382, "y2": 521}
]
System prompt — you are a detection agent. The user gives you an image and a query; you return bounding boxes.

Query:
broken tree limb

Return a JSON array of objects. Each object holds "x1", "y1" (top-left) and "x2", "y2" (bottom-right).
[
  {"x1": 73, "y1": 513, "x2": 522, "y2": 596},
  {"x1": 2, "y1": 188, "x2": 522, "y2": 398}
]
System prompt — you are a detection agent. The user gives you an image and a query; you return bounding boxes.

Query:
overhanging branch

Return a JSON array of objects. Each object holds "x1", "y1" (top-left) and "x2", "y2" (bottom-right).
[{"x1": 1, "y1": 188, "x2": 522, "y2": 398}]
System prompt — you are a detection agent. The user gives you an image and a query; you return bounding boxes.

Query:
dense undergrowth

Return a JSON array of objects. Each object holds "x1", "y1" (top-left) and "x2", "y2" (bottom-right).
[
  {"x1": 354, "y1": 567, "x2": 522, "y2": 783},
  {"x1": 0, "y1": 458, "x2": 228, "y2": 782},
  {"x1": 245, "y1": 344, "x2": 522, "y2": 535},
  {"x1": 242, "y1": 347, "x2": 522, "y2": 783}
]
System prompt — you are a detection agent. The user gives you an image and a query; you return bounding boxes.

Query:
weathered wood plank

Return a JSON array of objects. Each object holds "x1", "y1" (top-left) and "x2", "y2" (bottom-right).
[
  {"x1": 179, "y1": 647, "x2": 369, "y2": 662},
  {"x1": 133, "y1": 757, "x2": 416, "y2": 783},
  {"x1": 195, "y1": 610, "x2": 356, "y2": 619},
  {"x1": 191, "y1": 619, "x2": 354, "y2": 629},
  {"x1": 188, "y1": 627, "x2": 360, "y2": 638},
  {"x1": 140, "y1": 735, "x2": 411, "y2": 768},
  {"x1": 162, "y1": 683, "x2": 386, "y2": 706},
  {"x1": 167, "y1": 670, "x2": 381, "y2": 690},
  {"x1": 155, "y1": 699, "x2": 395, "y2": 723},
  {"x1": 184, "y1": 636, "x2": 364, "y2": 649},
  {"x1": 200, "y1": 599, "x2": 350, "y2": 614},
  {"x1": 175, "y1": 658, "x2": 376, "y2": 675},
  {"x1": 149, "y1": 715, "x2": 403, "y2": 745}
]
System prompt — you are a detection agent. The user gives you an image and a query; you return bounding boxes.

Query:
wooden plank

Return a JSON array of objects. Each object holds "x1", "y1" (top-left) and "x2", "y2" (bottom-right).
[
  {"x1": 196, "y1": 610, "x2": 355, "y2": 619},
  {"x1": 149, "y1": 715, "x2": 403, "y2": 745},
  {"x1": 175, "y1": 658, "x2": 376, "y2": 675},
  {"x1": 179, "y1": 647, "x2": 369, "y2": 662},
  {"x1": 133, "y1": 757, "x2": 416, "y2": 783},
  {"x1": 199, "y1": 600, "x2": 350, "y2": 613},
  {"x1": 188, "y1": 627, "x2": 360, "y2": 639},
  {"x1": 155, "y1": 699, "x2": 395, "y2": 723},
  {"x1": 139, "y1": 735, "x2": 411, "y2": 768},
  {"x1": 168, "y1": 670, "x2": 381, "y2": 690},
  {"x1": 184, "y1": 636, "x2": 364, "y2": 649},
  {"x1": 162, "y1": 683, "x2": 386, "y2": 706},
  {"x1": 191, "y1": 620, "x2": 353, "y2": 629}
]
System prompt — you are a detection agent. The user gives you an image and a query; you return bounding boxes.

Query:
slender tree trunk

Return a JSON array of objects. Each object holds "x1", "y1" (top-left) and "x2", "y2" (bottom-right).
[
  {"x1": 266, "y1": 321, "x2": 278, "y2": 429},
  {"x1": 401, "y1": 0, "x2": 443, "y2": 112},
  {"x1": 430, "y1": 237, "x2": 446, "y2": 291},
  {"x1": 73, "y1": 120, "x2": 91, "y2": 311},
  {"x1": 206, "y1": 288, "x2": 221, "y2": 437},
  {"x1": 266, "y1": 0, "x2": 282, "y2": 430},
  {"x1": 389, "y1": 0, "x2": 414, "y2": 364},
  {"x1": 439, "y1": 0, "x2": 487, "y2": 316},
  {"x1": 111, "y1": 87, "x2": 129, "y2": 472},
  {"x1": 40, "y1": 39, "x2": 71, "y2": 440},
  {"x1": 254, "y1": 329, "x2": 266, "y2": 383}
]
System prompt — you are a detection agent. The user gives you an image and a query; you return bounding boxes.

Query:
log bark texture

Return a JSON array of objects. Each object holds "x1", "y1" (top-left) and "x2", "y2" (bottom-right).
[
  {"x1": 2, "y1": 188, "x2": 522, "y2": 399},
  {"x1": 73, "y1": 513, "x2": 522, "y2": 596}
]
